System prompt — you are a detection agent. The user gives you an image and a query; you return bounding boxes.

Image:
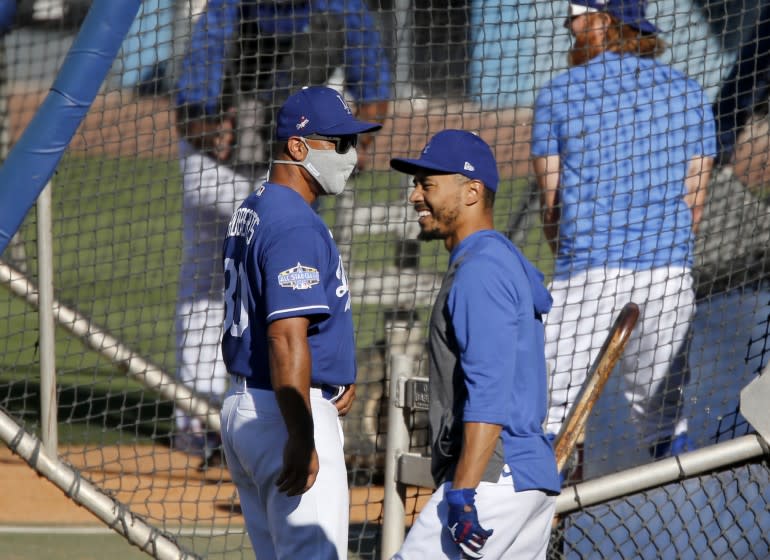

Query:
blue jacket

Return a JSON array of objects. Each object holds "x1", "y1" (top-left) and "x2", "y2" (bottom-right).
[{"x1": 428, "y1": 230, "x2": 561, "y2": 494}]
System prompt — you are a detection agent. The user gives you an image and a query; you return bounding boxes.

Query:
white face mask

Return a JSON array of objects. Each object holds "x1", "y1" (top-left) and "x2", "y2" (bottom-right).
[{"x1": 273, "y1": 138, "x2": 358, "y2": 195}]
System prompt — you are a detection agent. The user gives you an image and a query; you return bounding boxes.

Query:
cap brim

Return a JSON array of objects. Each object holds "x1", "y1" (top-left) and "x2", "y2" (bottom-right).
[
  {"x1": 568, "y1": 2, "x2": 660, "y2": 35},
  {"x1": 389, "y1": 157, "x2": 458, "y2": 177},
  {"x1": 316, "y1": 119, "x2": 382, "y2": 136},
  {"x1": 635, "y1": 20, "x2": 660, "y2": 34},
  {"x1": 568, "y1": 3, "x2": 598, "y2": 17}
]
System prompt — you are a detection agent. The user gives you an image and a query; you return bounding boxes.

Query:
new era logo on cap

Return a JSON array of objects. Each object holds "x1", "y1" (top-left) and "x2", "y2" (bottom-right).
[{"x1": 389, "y1": 129, "x2": 500, "y2": 192}]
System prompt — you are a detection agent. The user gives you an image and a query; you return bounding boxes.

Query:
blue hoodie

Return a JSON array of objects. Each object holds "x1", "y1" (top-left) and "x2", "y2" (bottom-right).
[{"x1": 428, "y1": 230, "x2": 560, "y2": 495}]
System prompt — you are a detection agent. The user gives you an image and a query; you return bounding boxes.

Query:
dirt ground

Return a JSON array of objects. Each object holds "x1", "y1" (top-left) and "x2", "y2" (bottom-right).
[
  {"x1": 0, "y1": 444, "x2": 240, "y2": 527},
  {"x1": 0, "y1": 444, "x2": 429, "y2": 529}
]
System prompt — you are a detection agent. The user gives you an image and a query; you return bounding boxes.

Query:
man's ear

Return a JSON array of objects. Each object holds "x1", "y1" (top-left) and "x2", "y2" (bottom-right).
[
  {"x1": 464, "y1": 179, "x2": 483, "y2": 206},
  {"x1": 285, "y1": 137, "x2": 307, "y2": 161}
]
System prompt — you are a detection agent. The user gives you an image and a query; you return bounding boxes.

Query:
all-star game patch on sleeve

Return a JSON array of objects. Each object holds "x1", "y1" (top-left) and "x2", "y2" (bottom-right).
[{"x1": 261, "y1": 224, "x2": 333, "y2": 324}]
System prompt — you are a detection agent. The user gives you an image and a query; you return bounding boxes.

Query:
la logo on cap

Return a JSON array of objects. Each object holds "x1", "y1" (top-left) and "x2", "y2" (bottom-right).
[
  {"x1": 336, "y1": 94, "x2": 352, "y2": 115},
  {"x1": 296, "y1": 116, "x2": 310, "y2": 130}
]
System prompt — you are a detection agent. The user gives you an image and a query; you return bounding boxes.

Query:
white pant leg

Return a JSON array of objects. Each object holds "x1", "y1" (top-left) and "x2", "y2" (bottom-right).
[
  {"x1": 544, "y1": 269, "x2": 623, "y2": 434},
  {"x1": 220, "y1": 387, "x2": 275, "y2": 558},
  {"x1": 175, "y1": 145, "x2": 255, "y2": 430},
  {"x1": 174, "y1": 298, "x2": 229, "y2": 433},
  {"x1": 394, "y1": 472, "x2": 556, "y2": 560},
  {"x1": 221, "y1": 384, "x2": 349, "y2": 560},
  {"x1": 622, "y1": 267, "x2": 694, "y2": 445},
  {"x1": 545, "y1": 267, "x2": 694, "y2": 444}
]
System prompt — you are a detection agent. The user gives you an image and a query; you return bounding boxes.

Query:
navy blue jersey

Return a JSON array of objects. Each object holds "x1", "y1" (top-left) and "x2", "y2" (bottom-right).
[{"x1": 221, "y1": 182, "x2": 356, "y2": 388}]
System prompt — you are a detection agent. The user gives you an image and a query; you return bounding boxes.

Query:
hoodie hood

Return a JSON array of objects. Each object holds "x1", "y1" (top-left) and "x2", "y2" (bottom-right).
[
  {"x1": 510, "y1": 245, "x2": 553, "y2": 316},
  {"x1": 450, "y1": 231, "x2": 553, "y2": 317}
]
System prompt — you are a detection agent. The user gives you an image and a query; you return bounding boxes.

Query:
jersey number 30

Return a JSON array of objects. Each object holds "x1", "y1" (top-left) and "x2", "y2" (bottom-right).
[{"x1": 223, "y1": 257, "x2": 249, "y2": 337}]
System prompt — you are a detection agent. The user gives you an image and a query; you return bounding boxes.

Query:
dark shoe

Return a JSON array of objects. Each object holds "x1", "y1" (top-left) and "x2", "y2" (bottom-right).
[
  {"x1": 172, "y1": 430, "x2": 207, "y2": 457},
  {"x1": 136, "y1": 61, "x2": 168, "y2": 96},
  {"x1": 197, "y1": 447, "x2": 225, "y2": 472},
  {"x1": 650, "y1": 433, "x2": 695, "y2": 459}
]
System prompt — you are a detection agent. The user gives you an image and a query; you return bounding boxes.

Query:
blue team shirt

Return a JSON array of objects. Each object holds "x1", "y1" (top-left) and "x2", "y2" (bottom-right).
[
  {"x1": 531, "y1": 52, "x2": 717, "y2": 279},
  {"x1": 176, "y1": 0, "x2": 391, "y2": 113},
  {"x1": 432, "y1": 231, "x2": 560, "y2": 494},
  {"x1": 221, "y1": 182, "x2": 356, "y2": 388}
]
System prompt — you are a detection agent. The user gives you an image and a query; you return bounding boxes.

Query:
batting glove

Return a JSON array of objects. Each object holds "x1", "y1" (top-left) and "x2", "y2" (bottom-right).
[{"x1": 445, "y1": 488, "x2": 494, "y2": 559}]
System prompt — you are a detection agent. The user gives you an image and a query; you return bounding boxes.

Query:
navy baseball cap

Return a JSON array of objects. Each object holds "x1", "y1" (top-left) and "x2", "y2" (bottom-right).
[
  {"x1": 276, "y1": 86, "x2": 382, "y2": 140},
  {"x1": 568, "y1": 0, "x2": 659, "y2": 34},
  {"x1": 390, "y1": 129, "x2": 500, "y2": 192}
]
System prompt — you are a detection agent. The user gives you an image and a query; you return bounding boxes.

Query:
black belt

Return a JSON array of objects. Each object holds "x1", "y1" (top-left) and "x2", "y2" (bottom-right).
[
  {"x1": 233, "y1": 375, "x2": 342, "y2": 401},
  {"x1": 313, "y1": 383, "x2": 345, "y2": 401}
]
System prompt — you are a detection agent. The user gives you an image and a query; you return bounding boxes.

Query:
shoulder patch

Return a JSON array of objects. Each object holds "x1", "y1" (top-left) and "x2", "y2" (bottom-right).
[{"x1": 278, "y1": 263, "x2": 320, "y2": 290}]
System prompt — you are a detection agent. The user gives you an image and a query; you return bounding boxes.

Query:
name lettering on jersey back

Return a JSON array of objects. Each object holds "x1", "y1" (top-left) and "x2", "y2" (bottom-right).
[
  {"x1": 278, "y1": 263, "x2": 321, "y2": 290},
  {"x1": 227, "y1": 208, "x2": 260, "y2": 244}
]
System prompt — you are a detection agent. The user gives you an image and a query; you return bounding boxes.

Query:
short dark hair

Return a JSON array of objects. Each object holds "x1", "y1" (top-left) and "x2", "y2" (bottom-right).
[
  {"x1": 455, "y1": 174, "x2": 496, "y2": 208},
  {"x1": 482, "y1": 186, "x2": 496, "y2": 208}
]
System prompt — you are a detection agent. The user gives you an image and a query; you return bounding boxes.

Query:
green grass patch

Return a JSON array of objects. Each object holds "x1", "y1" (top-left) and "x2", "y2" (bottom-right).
[
  {"x1": 1, "y1": 154, "x2": 181, "y2": 444},
  {"x1": 0, "y1": 532, "x2": 152, "y2": 560}
]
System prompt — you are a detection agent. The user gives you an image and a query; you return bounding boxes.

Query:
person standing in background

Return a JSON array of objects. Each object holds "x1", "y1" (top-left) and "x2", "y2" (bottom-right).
[{"x1": 531, "y1": 0, "x2": 716, "y2": 473}]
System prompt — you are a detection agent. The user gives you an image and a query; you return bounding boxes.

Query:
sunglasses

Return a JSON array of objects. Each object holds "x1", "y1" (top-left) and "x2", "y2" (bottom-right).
[{"x1": 306, "y1": 133, "x2": 358, "y2": 154}]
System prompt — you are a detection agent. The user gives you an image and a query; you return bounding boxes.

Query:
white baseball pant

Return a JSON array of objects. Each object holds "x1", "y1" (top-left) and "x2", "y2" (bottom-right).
[
  {"x1": 544, "y1": 266, "x2": 695, "y2": 446},
  {"x1": 175, "y1": 143, "x2": 258, "y2": 433},
  {"x1": 393, "y1": 468, "x2": 556, "y2": 560},
  {"x1": 220, "y1": 378, "x2": 349, "y2": 560}
]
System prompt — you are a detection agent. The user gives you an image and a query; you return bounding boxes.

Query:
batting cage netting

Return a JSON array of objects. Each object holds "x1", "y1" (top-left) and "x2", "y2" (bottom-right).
[{"x1": 0, "y1": 1, "x2": 769, "y2": 559}]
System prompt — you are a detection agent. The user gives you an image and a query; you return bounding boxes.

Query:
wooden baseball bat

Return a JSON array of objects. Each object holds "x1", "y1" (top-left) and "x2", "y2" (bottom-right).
[{"x1": 553, "y1": 301, "x2": 640, "y2": 473}]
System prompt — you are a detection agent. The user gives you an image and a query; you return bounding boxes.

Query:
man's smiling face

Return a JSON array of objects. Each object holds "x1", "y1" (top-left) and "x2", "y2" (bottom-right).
[{"x1": 409, "y1": 172, "x2": 466, "y2": 242}]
